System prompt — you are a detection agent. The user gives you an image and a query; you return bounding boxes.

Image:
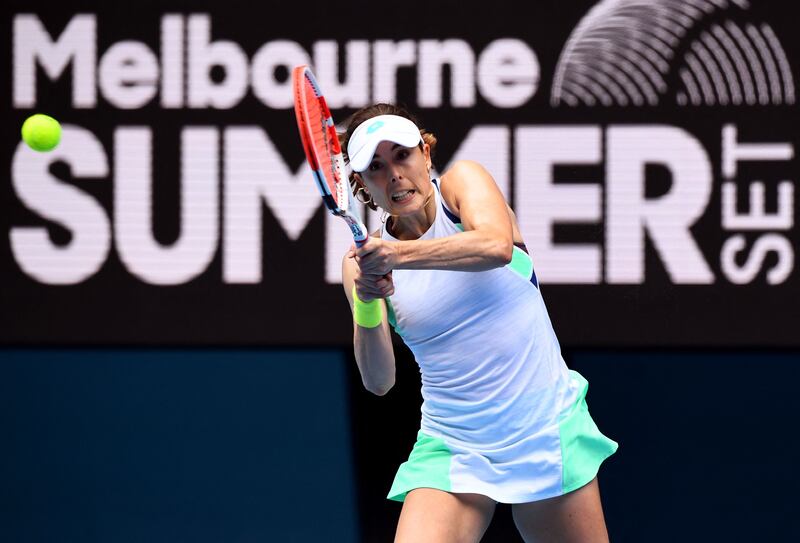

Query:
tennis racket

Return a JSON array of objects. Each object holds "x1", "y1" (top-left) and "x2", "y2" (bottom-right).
[{"x1": 292, "y1": 64, "x2": 368, "y2": 247}]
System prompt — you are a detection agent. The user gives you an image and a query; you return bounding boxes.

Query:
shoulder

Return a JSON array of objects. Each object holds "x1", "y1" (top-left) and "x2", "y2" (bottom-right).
[
  {"x1": 441, "y1": 160, "x2": 490, "y2": 183},
  {"x1": 439, "y1": 160, "x2": 496, "y2": 211}
]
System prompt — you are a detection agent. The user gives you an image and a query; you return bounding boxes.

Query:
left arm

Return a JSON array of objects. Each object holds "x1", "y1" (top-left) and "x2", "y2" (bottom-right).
[{"x1": 356, "y1": 160, "x2": 513, "y2": 273}]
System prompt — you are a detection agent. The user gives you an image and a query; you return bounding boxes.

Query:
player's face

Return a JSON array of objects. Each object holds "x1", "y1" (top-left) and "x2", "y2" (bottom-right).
[{"x1": 358, "y1": 140, "x2": 433, "y2": 216}]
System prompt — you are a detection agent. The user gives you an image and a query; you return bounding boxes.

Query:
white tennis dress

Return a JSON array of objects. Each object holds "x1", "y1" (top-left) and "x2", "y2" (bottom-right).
[{"x1": 382, "y1": 179, "x2": 617, "y2": 504}]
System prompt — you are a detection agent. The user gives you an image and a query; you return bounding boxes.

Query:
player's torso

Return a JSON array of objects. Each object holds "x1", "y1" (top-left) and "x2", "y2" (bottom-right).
[{"x1": 382, "y1": 179, "x2": 568, "y2": 439}]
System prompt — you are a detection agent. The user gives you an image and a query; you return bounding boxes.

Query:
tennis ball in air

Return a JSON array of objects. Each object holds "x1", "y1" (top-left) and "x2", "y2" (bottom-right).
[{"x1": 21, "y1": 113, "x2": 62, "y2": 152}]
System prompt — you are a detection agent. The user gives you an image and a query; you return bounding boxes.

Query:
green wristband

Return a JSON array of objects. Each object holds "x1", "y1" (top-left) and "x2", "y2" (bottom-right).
[{"x1": 352, "y1": 286, "x2": 383, "y2": 328}]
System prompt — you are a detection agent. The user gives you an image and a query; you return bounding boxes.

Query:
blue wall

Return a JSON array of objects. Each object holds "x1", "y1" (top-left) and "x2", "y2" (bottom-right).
[
  {"x1": 567, "y1": 350, "x2": 800, "y2": 543},
  {"x1": 3, "y1": 348, "x2": 799, "y2": 542},
  {"x1": 0, "y1": 349, "x2": 359, "y2": 543}
]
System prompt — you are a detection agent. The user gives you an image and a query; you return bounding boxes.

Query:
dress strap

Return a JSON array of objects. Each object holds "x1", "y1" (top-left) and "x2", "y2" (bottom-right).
[{"x1": 431, "y1": 178, "x2": 461, "y2": 225}]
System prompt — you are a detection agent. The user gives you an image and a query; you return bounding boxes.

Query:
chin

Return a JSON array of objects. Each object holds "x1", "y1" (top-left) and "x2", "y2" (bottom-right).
[{"x1": 389, "y1": 198, "x2": 423, "y2": 215}]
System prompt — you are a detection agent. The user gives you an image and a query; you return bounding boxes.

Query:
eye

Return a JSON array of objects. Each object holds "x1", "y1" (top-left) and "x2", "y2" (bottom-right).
[
  {"x1": 396, "y1": 149, "x2": 411, "y2": 160},
  {"x1": 368, "y1": 161, "x2": 382, "y2": 172}
]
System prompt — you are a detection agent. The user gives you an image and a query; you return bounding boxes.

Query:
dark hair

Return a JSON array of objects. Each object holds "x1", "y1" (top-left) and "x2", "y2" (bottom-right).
[{"x1": 339, "y1": 103, "x2": 437, "y2": 211}]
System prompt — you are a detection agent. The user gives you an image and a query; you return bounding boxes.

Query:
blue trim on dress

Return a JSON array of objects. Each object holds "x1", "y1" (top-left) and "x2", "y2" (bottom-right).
[
  {"x1": 514, "y1": 243, "x2": 539, "y2": 288},
  {"x1": 432, "y1": 179, "x2": 462, "y2": 225}
]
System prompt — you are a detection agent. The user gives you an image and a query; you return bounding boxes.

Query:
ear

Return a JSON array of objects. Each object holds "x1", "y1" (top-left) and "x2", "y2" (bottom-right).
[{"x1": 422, "y1": 143, "x2": 432, "y2": 171}]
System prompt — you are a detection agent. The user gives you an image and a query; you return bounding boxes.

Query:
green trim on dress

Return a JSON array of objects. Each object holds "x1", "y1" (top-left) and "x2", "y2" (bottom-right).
[
  {"x1": 387, "y1": 430, "x2": 453, "y2": 502},
  {"x1": 558, "y1": 370, "x2": 619, "y2": 494}
]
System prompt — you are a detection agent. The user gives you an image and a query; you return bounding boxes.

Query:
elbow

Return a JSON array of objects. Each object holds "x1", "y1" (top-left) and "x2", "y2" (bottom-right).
[
  {"x1": 370, "y1": 384, "x2": 393, "y2": 396},
  {"x1": 492, "y1": 238, "x2": 514, "y2": 267},
  {"x1": 354, "y1": 344, "x2": 395, "y2": 396},
  {"x1": 364, "y1": 376, "x2": 395, "y2": 396}
]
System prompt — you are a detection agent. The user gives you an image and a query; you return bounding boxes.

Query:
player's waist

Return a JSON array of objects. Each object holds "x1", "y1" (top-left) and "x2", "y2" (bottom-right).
[{"x1": 419, "y1": 379, "x2": 572, "y2": 448}]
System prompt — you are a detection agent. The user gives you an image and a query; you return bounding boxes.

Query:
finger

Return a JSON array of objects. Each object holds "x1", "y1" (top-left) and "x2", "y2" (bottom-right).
[
  {"x1": 358, "y1": 261, "x2": 376, "y2": 275},
  {"x1": 354, "y1": 277, "x2": 385, "y2": 295},
  {"x1": 368, "y1": 276, "x2": 393, "y2": 295},
  {"x1": 353, "y1": 281, "x2": 377, "y2": 300},
  {"x1": 355, "y1": 292, "x2": 374, "y2": 303},
  {"x1": 356, "y1": 281, "x2": 385, "y2": 292},
  {"x1": 376, "y1": 277, "x2": 394, "y2": 289},
  {"x1": 355, "y1": 238, "x2": 378, "y2": 259},
  {"x1": 357, "y1": 287, "x2": 385, "y2": 301},
  {"x1": 357, "y1": 256, "x2": 381, "y2": 275}
]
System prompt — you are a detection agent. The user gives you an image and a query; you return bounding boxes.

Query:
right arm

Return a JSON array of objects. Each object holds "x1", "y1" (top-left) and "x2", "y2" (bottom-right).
[{"x1": 342, "y1": 248, "x2": 396, "y2": 396}]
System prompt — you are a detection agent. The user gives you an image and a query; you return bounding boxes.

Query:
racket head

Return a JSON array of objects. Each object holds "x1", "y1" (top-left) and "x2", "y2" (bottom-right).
[
  {"x1": 293, "y1": 66, "x2": 349, "y2": 211},
  {"x1": 292, "y1": 65, "x2": 367, "y2": 245}
]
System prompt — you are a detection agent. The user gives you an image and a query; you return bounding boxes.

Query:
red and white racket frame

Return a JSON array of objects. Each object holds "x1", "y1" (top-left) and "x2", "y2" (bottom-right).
[{"x1": 293, "y1": 65, "x2": 368, "y2": 247}]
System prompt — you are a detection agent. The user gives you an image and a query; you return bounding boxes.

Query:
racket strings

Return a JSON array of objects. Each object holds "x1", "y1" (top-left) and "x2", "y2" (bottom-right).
[
  {"x1": 295, "y1": 67, "x2": 358, "y2": 220},
  {"x1": 301, "y1": 77, "x2": 344, "y2": 205}
]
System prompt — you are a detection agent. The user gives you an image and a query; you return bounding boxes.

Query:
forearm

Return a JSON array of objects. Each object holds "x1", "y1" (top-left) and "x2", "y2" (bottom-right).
[
  {"x1": 353, "y1": 317, "x2": 395, "y2": 396},
  {"x1": 395, "y1": 230, "x2": 512, "y2": 271}
]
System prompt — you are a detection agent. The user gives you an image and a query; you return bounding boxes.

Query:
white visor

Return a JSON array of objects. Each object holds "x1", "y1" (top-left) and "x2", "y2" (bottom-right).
[{"x1": 347, "y1": 114, "x2": 423, "y2": 172}]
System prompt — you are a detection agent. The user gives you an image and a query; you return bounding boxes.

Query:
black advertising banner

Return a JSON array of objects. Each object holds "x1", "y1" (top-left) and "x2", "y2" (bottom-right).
[{"x1": 2, "y1": 0, "x2": 798, "y2": 347}]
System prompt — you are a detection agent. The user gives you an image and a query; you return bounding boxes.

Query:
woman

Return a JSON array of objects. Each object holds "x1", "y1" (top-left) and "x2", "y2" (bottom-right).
[{"x1": 340, "y1": 103, "x2": 618, "y2": 543}]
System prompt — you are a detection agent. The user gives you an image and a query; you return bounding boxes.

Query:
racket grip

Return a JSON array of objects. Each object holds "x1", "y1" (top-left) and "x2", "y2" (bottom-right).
[
  {"x1": 354, "y1": 245, "x2": 391, "y2": 283},
  {"x1": 352, "y1": 224, "x2": 389, "y2": 281},
  {"x1": 353, "y1": 223, "x2": 369, "y2": 248}
]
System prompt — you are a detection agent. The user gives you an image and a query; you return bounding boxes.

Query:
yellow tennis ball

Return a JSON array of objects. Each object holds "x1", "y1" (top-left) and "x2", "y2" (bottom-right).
[{"x1": 21, "y1": 113, "x2": 62, "y2": 152}]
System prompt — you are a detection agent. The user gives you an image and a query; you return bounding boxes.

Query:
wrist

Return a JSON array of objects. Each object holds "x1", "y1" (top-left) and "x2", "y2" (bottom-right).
[
  {"x1": 352, "y1": 286, "x2": 383, "y2": 328},
  {"x1": 391, "y1": 240, "x2": 406, "y2": 269}
]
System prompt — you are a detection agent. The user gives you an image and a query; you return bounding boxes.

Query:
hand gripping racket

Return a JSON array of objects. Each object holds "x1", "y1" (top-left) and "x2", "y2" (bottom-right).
[{"x1": 292, "y1": 65, "x2": 368, "y2": 247}]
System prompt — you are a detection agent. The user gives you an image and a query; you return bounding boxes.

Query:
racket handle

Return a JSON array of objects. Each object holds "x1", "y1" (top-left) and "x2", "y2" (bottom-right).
[
  {"x1": 353, "y1": 224, "x2": 369, "y2": 248},
  {"x1": 352, "y1": 233, "x2": 391, "y2": 282}
]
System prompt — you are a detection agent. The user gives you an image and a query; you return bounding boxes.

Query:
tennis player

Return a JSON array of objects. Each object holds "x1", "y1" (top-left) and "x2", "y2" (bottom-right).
[{"x1": 340, "y1": 103, "x2": 618, "y2": 543}]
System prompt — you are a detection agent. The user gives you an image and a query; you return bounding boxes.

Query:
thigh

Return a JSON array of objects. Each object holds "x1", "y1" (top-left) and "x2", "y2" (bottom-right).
[
  {"x1": 511, "y1": 477, "x2": 610, "y2": 543},
  {"x1": 394, "y1": 488, "x2": 497, "y2": 543}
]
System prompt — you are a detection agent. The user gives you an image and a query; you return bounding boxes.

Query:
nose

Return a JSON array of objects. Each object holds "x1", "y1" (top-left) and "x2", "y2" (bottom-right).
[{"x1": 388, "y1": 165, "x2": 402, "y2": 183}]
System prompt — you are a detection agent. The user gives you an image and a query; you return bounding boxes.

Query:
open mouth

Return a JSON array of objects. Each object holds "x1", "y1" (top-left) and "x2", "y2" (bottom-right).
[{"x1": 391, "y1": 189, "x2": 415, "y2": 203}]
